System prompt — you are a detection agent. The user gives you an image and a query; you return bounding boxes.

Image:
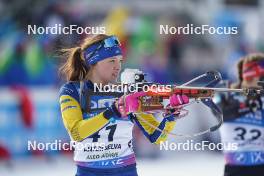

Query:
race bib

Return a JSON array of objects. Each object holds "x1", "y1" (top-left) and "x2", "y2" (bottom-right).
[{"x1": 220, "y1": 122, "x2": 264, "y2": 165}]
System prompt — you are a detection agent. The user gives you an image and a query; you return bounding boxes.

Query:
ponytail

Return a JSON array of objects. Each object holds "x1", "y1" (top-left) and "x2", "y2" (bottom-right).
[
  {"x1": 59, "y1": 47, "x2": 89, "y2": 81},
  {"x1": 230, "y1": 59, "x2": 243, "y2": 89},
  {"x1": 59, "y1": 34, "x2": 110, "y2": 82}
]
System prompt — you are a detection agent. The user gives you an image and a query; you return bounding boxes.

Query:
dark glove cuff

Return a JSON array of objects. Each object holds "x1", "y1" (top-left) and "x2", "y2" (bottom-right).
[
  {"x1": 164, "y1": 114, "x2": 176, "y2": 121},
  {"x1": 103, "y1": 103, "x2": 122, "y2": 120}
]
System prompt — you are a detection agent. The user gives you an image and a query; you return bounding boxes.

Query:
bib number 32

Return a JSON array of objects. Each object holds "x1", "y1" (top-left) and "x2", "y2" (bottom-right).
[{"x1": 234, "y1": 127, "x2": 262, "y2": 141}]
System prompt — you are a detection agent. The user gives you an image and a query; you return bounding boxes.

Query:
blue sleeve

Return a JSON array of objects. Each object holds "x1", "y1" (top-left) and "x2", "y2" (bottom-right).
[{"x1": 59, "y1": 82, "x2": 80, "y2": 103}]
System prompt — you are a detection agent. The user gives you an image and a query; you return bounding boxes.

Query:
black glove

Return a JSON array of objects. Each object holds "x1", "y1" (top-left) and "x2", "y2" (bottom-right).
[{"x1": 217, "y1": 93, "x2": 242, "y2": 121}]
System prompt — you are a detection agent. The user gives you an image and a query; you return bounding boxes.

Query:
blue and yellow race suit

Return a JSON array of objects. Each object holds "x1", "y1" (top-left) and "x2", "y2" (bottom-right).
[{"x1": 59, "y1": 80, "x2": 176, "y2": 175}]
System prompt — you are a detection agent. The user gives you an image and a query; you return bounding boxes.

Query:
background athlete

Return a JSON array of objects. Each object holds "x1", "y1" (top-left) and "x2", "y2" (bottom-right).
[{"x1": 217, "y1": 53, "x2": 264, "y2": 176}]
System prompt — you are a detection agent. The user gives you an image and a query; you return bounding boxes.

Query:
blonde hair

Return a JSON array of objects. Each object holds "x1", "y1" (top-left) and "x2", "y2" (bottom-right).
[{"x1": 59, "y1": 34, "x2": 110, "y2": 81}]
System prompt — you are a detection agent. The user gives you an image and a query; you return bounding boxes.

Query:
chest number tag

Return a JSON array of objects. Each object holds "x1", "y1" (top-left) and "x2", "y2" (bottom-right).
[{"x1": 89, "y1": 124, "x2": 117, "y2": 142}]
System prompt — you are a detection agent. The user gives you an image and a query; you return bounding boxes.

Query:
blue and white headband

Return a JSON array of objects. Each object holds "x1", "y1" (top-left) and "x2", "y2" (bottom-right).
[{"x1": 83, "y1": 35, "x2": 122, "y2": 65}]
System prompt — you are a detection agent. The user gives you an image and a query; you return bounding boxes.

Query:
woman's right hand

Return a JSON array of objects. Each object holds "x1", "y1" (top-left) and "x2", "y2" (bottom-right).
[{"x1": 115, "y1": 91, "x2": 147, "y2": 117}]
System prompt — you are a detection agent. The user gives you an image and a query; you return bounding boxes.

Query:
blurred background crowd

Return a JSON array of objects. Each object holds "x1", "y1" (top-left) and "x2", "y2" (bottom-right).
[{"x1": 0, "y1": 0, "x2": 264, "y2": 175}]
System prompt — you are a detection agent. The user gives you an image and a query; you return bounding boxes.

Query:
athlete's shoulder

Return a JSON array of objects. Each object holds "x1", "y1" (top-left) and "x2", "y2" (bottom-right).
[{"x1": 59, "y1": 81, "x2": 80, "y2": 102}]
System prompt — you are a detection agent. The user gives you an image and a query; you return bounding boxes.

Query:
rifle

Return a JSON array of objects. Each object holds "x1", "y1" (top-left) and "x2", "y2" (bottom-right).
[{"x1": 84, "y1": 70, "x2": 264, "y2": 137}]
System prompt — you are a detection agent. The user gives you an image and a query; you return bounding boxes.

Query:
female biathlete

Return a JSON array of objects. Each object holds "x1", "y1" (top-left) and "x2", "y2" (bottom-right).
[
  {"x1": 218, "y1": 53, "x2": 264, "y2": 176},
  {"x1": 58, "y1": 34, "x2": 189, "y2": 176}
]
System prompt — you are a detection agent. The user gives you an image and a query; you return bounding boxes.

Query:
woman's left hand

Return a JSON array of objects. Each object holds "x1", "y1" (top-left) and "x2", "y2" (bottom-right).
[
  {"x1": 164, "y1": 94, "x2": 189, "y2": 119},
  {"x1": 169, "y1": 94, "x2": 189, "y2": 107}
]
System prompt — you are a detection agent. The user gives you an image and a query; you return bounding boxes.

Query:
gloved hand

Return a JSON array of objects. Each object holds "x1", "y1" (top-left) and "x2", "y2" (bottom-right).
[
  {"x1": 116, "y1": 91, "x2": 146, "y2": 117},
  {"x1": 218, "y1": 93, "x2": 247, "y2": 120},
  {"x1": 169, "y1": 94, "x2": 189, "y2": 107},
  {"x1": 165, "y1": 94, "x2": 189, "y2": 117},
  {"x1": 112, "y1": 92, "x2": 189, "y2": 118}
]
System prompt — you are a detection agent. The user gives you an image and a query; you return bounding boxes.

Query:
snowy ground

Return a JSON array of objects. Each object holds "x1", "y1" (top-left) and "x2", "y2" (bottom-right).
[{"x1": 1, "y1": 151, "x2": 225, "y2": 176}]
